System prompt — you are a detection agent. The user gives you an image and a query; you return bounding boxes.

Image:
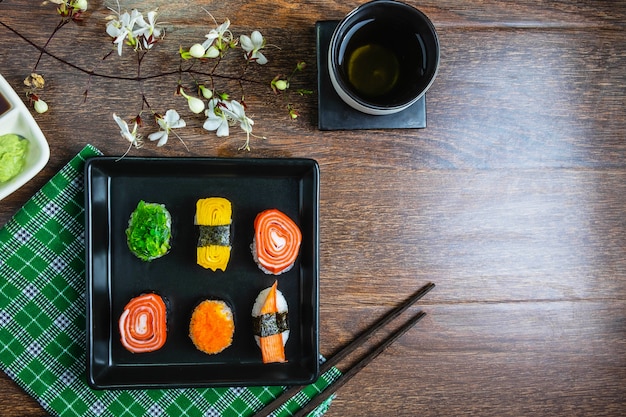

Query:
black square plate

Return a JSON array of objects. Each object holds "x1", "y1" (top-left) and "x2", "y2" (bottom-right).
[{"x1": 85, "y1": 157, "x2": 320, "y2": 389}]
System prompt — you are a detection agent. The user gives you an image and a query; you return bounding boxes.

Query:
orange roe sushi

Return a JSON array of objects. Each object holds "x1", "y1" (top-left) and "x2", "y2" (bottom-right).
[
  {"x1": 118, "y1": 293, "x2": 168, "y2": 353},
  {"x1": 189, "y1": 300, "x2": 235, "y2": 354},
  {"x1": 252, "y1": 209, "x2": 302, "y2": 275}
]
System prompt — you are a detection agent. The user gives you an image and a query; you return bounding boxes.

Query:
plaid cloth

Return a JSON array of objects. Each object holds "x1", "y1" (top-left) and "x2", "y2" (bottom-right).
[{"x1": 0, "y1": 145, "x2": 341, "y2": 417}]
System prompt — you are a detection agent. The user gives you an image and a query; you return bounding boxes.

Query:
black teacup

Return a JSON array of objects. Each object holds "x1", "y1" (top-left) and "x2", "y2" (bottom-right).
[{"x1": 328, "y1": 0, "x2": 439, "y2": 115}]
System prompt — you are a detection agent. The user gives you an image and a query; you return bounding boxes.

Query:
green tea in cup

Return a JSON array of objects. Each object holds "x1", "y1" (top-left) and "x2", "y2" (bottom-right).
[{"x1": 328, "y1": 0, "x2": 439, "y2": 115}]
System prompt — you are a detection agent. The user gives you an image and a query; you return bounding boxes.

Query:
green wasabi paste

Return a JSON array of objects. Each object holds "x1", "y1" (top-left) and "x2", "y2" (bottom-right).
[{"x1": 0, "y1": 134, "x2": 29, "y2": 183}]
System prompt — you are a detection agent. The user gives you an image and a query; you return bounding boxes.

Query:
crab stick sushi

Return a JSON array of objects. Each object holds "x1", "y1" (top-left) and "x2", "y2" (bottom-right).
[
  {"x1": 252, "y1": 209, "x2": 302, "y2": 275},
  {"x1": 118, "y1": 293, "x2": 168, "y2": 353},
  {"x1": 251, "y1": 281, "x2": 289, "y2": 363},
  {"x1": 195, "y1": 197, "x2": 232, "y2": 271},
  {"x1": 189, "y1": 300, "x2": 235, "y2": 354}
]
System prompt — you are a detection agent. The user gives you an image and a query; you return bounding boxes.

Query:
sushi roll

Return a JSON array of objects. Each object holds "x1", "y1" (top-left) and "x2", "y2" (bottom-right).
[
  {"x1": 126, "y1": 200, "x2": 172, "y2": 261},
  {"x1": 195, "y1": 197, "x2": 232, "y2": 271},
  {"x1": 251, "y1": 281, "x2": 289, "y2": 363},
  {"x1": 118, "y1": 293, "x2": 168, "y2": 353},
  {"x1": 252, "y1": 209, "x2": 302, "y2": 275},
  {"x1": 189, "y1": 300, "x2": 235, "y2": 354}
]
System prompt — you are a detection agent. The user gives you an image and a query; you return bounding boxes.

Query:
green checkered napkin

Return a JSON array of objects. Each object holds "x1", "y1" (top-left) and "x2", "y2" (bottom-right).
[{"x1": 0, "y1": 145, "x2": 341, "y2": 417}]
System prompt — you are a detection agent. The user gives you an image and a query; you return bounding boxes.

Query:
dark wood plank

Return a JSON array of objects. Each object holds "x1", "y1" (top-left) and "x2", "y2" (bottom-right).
[
  {"x1": 0, "y1": 381, "x2": 46, "y2": 417},
  {"x1": 322, "y1": 301, "x2": 626, "y2": 416},
  {"x1": 318, "y1": 168, "x2": 626, "y2": 303},
  {"x1": 1, "y1": 25, "x2": 624, "y2": 221}
]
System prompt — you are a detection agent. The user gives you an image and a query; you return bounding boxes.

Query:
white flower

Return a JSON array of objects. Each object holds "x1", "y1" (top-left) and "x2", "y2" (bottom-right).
[
  {"x1": 203, "y1": 99, "x2": 255, "y2": 150},
  {"x1": 240, "y1": 31, "x2": 267, "y2": 65},
  {"x1": 105, "y1": 16, "x2": 122, "y2": 39},
  {"x1": 203, "y1": 99, "x2": 229, "y2": 137},
  {"x1": 202, "y1": 19, "x2": 232, "y2": 50},
  {"x1": 106, "y1": 10, "x2": 141, "y2": 56},
  {"x1": 134, "y1": 10, "x2": 162, "y2": 49},
  {"x1": 222, "y1": 100, "x2": 253, "y2": 134},
  {"x1": 148, "y1": 109, "x2": 186, "y2": 147},
  {"x1": 223, "y1": 100, "x2": 254, "y2": 150},
  {"x1": 185, "y1": 18, "x2": 234, "y2": 59},
  {"x1": 106, "y1": 9, "x2": 153, "y2": 55},
  {"x1": 113, "y1": 113, "x2": 141, "y2": 148}
]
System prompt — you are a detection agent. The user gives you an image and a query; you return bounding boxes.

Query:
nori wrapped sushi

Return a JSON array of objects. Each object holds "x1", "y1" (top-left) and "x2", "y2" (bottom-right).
[
  {"x1": 251, "y1": 281, "x2": 289, "y2": 363},
  {"x1": 195, "y1": 197, "x2": 232, "y2": 271}
]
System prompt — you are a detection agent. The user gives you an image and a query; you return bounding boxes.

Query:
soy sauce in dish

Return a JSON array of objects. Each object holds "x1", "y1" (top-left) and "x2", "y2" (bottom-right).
[{"x1": 0, "y1": 92, "x2": 10, "y2": 117}]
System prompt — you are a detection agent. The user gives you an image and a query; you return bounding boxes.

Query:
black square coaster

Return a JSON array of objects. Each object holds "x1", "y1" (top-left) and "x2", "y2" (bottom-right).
[{"x1": 316, "y1": 20, "x2": 427, "y2": 131}]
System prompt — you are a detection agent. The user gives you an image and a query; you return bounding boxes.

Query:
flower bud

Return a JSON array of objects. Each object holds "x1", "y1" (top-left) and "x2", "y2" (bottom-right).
[
  {"x1": 198, "y1": 85, "x2": 213, "y2": 99},
  {"x1": 189, "y1": 44, "x2": 206, "y2": 58},
  {"x1": 187, "y1": 96, "x2": 205, "y2": 114},
  {"x1": 73, "y1": 0, "x2": 88, "y2": 12},
  {"x1": 297, "y1": 61, "x2": 307, "y2": 71},
  {"x1": 206, "y1": 46, "x2": 220, "y2": 58},
  {"x1": 275, "y1": 80, "x2": 288, "y2": 91},
  {"x1": 34, "y1": 99, "x2": 49, "y2": 114},
  {"x1": 180, "y1": 88, "x2": 205, "y2": 114}
]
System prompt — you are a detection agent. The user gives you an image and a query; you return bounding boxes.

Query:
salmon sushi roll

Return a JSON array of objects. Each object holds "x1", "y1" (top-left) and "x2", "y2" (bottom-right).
[
  {"x1": 189, "y1": 300, "x2": 235, "y2": 354},
  {"x1": 118, "y1": 293, "x2": 168, "y2": 353},
  {"x1": 251, "y1": 281, "x2": 289, "y2": 363},
  {"x1": 252, "y1": 209, "x2": 302, "y2": 275}
]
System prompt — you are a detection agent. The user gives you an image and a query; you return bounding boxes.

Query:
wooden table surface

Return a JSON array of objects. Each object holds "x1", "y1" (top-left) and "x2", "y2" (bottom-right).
[{"x1": 1, "y1": 0, "x2": 625, "y2": 415}]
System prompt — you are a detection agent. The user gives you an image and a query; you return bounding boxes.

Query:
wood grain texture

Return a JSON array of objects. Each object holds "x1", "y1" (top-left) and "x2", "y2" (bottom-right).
[
  {"x1": 1, "y1": 0, "x2": 625, "y2": 416},
  {"x1": 324, "y1": 302, "x2": 626, "y2": 416}
]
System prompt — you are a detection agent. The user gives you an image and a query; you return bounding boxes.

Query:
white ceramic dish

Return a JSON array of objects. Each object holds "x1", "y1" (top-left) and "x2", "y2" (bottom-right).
[{"x1": 0, "y1": 73, "x2": 50, "y2": 200}]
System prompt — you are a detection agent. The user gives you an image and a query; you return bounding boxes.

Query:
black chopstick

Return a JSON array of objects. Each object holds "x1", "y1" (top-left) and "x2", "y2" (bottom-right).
[
  {"x1": 252, "y1": 282, "x2": 434, "y2": 417},
  {"x1": 319, "y1": 282, "x2": 434, "y2": 373},
  {"x1": 292, "y1": 311, "x2": 426, "y2": 417}
]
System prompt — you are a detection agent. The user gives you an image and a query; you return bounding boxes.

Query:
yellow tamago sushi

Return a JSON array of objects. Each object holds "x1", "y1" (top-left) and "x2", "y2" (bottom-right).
[{"x1": 195, "y1": 197, "x2": 232, "y2": 271}]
